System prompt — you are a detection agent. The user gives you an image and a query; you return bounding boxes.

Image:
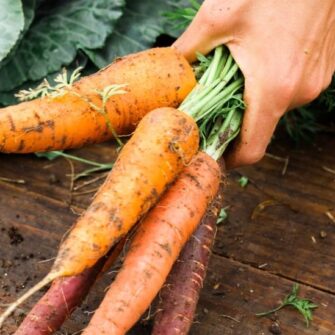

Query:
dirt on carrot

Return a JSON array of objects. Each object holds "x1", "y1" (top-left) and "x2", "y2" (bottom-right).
[
  {"x1": 152, "y1": 190, "x2": 224, "y2": 335},
  {"x1": 0, "y1": 48, "x2": 196, "y2": 153},
  {"x1": 0, "y1": 107, "x2": 199, "y2": 328},
  {"x1": 81, "y1": 152, "x2": 221, "y2": 335}
]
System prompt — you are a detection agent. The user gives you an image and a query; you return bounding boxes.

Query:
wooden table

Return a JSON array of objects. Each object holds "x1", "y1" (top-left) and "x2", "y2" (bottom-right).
[{"x1": 0, "y1": 133, "x2": 334, "y2": 334}]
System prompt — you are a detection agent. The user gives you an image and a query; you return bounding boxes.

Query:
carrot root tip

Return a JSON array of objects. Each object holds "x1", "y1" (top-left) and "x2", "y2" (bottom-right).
[{"x1": 0, "y1": 274, "x2": 55, "y2": 328}]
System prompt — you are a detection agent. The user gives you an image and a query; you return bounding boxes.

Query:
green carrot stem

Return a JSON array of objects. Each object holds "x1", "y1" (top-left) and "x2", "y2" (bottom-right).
[
  {"x1": 256, "y1": 304, "x2": 285, "y2": 317},
  {"x1": 52, "y1": 151, "x2": 113, "y2": 169}
]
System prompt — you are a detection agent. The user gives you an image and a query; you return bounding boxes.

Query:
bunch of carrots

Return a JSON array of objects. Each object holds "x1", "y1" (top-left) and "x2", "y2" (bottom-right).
[{"x1": 0, "y1": 44, "x2": 244, "y2": 334}]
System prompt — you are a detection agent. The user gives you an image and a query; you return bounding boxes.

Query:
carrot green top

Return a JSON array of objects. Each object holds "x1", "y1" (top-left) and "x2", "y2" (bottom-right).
[{"x1": 179, "y1": 46, "x2": 244, "y2": 161}]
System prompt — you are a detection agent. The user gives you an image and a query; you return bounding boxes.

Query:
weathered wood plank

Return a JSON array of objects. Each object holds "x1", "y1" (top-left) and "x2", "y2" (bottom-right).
[
  {"x1": 0, "y1": 133, "x2": 334, "y2": 334},
  {"x1": 237, "y1": 135, "x2": 335, "y2": 216},
  {"x1": 0, "y1": 179, "x2": 334, "y2": 335},
  {"x1": 0, "y1": 142, "x2": 118, "y2": 208},
  {"x1": 212, "y1": 134, "x2": 335, "y2": 294},
  {"x1": 0, "y1": 183, "x2": 78, "y2": 334},
  {"x1": 190, "y1": 256, "x2": 335, "y2": 335}
]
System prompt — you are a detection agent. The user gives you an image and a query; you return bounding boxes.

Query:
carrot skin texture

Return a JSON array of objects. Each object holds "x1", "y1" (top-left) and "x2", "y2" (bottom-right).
[
  {"x1": 82, "y1": 152, "x2": 221, "y2": 335},
  {"x1": 14, "y1": 238, "x2": 126, "y2": 335},
  {"x1": 152, "y1": 191, "x2": 224, "y2": 335},
  {"x1": 14, "y1": 259, "x2": 104, "y2": 335},
  {"x1": 0, "y1": 107, "x2": 198, "y2": 328},
  {"x1": 51, "y1": 107, "x2": 199, "y2": 278},
  {"x1": 0, "y1": 48, "x2": 196, "y2": 153}
]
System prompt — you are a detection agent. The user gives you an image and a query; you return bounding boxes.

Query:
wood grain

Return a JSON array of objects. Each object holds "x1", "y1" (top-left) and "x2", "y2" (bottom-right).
[{"x1": 0, "y1": 133, "x2": 334, "y2": 334}]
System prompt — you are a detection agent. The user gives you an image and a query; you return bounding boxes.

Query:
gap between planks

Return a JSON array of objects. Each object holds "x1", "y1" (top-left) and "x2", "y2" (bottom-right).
[
  {"x1": 0, "y1": 181, "x2": 84, "y2": 212},
  {"x1": 212, "y1": 251, "x2": 335, "y2": 298}
]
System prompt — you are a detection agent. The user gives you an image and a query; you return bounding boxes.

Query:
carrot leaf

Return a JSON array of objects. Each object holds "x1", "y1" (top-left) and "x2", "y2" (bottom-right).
[
  {"x1": 216, "y1": 207, "x2": 229, "y2": 225},
  {"x1": 15, "y1": 67, "x2": 83, "y2": 101},
  {"x1": 163, "y1": 0, "x2": 201, "y2": 33},
  {"x1": 256, "y1": 284, "x2": 318, "y2": 327},
  {"x1": 35, "y1": 151, "x2": 113, "y2": 180},
  {"x1": 89, "y1": 84, "x2": 128, "y2": 147},
  {"x1": 238, "y1": 176, "x2": 249, "y2": 188},
  {"x1": 163, "y1": 0, "x2": 202, "y2": 38},
  {"x1": 0, "y1": 0, "x2": 24, "y2": 63},
  {"x1": 0, "y1": 0, "x2": 125, "y2": 92}
]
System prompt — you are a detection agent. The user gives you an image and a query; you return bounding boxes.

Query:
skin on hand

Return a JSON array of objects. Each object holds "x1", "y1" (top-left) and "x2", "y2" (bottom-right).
[{"x1": 173, "y1": 0, "x2": 335, "y2": 169}]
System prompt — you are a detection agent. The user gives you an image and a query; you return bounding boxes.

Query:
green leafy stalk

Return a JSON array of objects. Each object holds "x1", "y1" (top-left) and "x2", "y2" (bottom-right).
[
  {"x1": 90, "y1": 84, "x2": 128, "y2": 147},
  {"x1": 180, "y1": 46, "x2": 244, "y2": 160},
  {"x1": 35, "y1": 151, "x2": 113, "y2": 180},
  {"x1": 256, "y1": 284, "x2": 318, "y2": 327}
]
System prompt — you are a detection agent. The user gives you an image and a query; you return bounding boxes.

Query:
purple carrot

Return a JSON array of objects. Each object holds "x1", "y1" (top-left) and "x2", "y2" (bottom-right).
[
  {"x1": 152, "y1": 194, "x2": 222, "y2": 335},
  {"x1": 14, "y1": 261, "x2": 104, "y2": 335},
  {"x1": 14, "y1": 238, "x2": 126, "y2": 335}
]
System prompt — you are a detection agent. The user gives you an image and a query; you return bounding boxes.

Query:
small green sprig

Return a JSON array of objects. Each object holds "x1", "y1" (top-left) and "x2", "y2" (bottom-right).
[
  {"x1": 216, "y1": 207, "x2": 229, "y2": 225},
  {"x1": 17, "y1": 64, "x2": 127, "y2": 148},
  {"x1": 33, "y1": 83, "x2": 127, "y2": 174},
  {"x1": 85, "y1": 84, "x2": 128, "y2": 147},
  {"x1": 15, "y1": 67, "x2": 83, "y2": 101},
  {"x1": 238, "y1": 176, "x2": 249, "y2": 187},
  {"x1": 35, "y1": 151, "x2": 113, "y2": 181},
  {"x1": 256, "y1": 284, "x2": 318, "y2": 327}
]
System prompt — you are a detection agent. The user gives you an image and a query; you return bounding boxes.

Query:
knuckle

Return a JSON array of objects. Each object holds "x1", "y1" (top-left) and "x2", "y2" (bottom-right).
[
  {"x1": 302, "y1": 83, "x2": 323, "y2": 102},
  {"x1": 275, "y1": 79, "x2": 297, "y2": 105},
  {"x1": 298, "y1": 72, "x2": 333, "y2": 105},
  {"x1": 321, "y1": 73, "x2": 333, "y2": 92},
  {"x1": 198, "y1": 0, "x2": 234, "y2": 33},
  {"x1": 240, "y1": 147, "x2": 266, "y2": 166}
]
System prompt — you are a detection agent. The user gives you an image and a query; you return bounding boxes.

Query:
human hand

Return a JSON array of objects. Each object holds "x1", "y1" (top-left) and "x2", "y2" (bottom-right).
[{"x1": 173, "y1": 0, "x2": 335, "y2": 168}]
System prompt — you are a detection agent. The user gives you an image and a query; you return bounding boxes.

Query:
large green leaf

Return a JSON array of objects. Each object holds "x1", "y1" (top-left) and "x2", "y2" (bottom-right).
[
  {"x1": 22, "y1": 0, "x2": 36, "y2": 33},
  {"x1": 0, "y1": 0, "x2": 24, "y2": 62},
  {"x1": 85, "y1": 0, "x2": 174, "y2": 68},
  {"x1": 0, "y1": 0, "x2": 125, "y2": 91},
  {"x1": 0, "y1": 0, "x2": 36, "y2": 70}
]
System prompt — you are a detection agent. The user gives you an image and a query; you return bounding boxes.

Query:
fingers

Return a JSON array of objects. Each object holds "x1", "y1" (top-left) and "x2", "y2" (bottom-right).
[
  {"x1": 172, "y1": 0, "x2": 236, "y2": 62},
  {"x1": 224, "y1": 77, "x2": 285, "y2": 169},
  {"x1": 172, "y1": 24, "x2": 216, "y2": 63},
  {"x1": 172, "y1": 11, "x2": 221, "y2": 63}
]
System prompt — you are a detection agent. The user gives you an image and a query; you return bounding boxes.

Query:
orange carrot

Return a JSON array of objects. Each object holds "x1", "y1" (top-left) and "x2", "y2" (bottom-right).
[
  {"x1": 152, "y1": 193, "x2": 223, "y2": 335},
  {"x1": 0, "y1": 107, "x2": 199, "y2": 327},
  {"x1": 0, "y1": 48, "x2": 196, "y2": 153},
  {"x1": 82, "y1": 152, "x2": 221, "y2": 335}
]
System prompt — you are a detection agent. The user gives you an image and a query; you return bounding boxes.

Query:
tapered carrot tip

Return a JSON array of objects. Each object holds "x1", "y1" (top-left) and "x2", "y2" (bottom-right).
[{"x1": 0, "y1": 274, "x2": 57, "y2": 328}]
